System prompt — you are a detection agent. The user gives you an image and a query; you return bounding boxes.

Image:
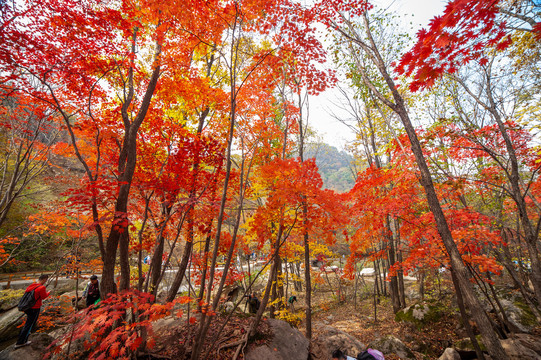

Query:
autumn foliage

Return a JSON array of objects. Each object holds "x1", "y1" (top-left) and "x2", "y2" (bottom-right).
[{"x1": 0, "y1": 0, "x2": 540, "y2": 358}]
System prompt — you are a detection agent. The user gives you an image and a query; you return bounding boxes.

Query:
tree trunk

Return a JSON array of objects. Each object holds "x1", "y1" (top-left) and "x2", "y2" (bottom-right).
[
  {"x1": 452, "y1": 269, "x2": 486, "y2": 360},
  {"x1": 303, "y1": 223, "x2": 312, "y2": 339},
  {"x1": 118, "y1": 230, "x2": 130, "y2": 291},
  {"x1": 395, "y1": 102, "x2": 508, "y2": 359},
  {"x1": 249, "y1": 222, "x2": 284, "y2": 337},
  {"x1": 342, "y1": 13, "x2": 510, "y2": 356},
  {"x1": 387, "y1": 217, "x2": 400, "y2": 313}
]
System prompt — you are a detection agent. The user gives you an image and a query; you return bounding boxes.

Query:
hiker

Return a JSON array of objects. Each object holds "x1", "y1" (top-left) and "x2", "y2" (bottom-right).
[
  {"x1": 332, "y1": 349, "x2": 385, "y2": 360},
  {"x1": 245, "y1": 293, "x2": 261, "y2": 314},
  {"x1": 357, "y1": 349, "x2": 385, "y2": 360},
  {"x1": 288, "y1": 294, "x2": 297, "y2": 312},
  {"x1": 15, "y1": 274, "x2": 50, "y2": 349},
  {"x1": 331, "y1": 349, "x2": 356, "y2": 360},
  {"x1": 82, "y1": 275, "x2": 101, "y2": 307},
  {"x1": 144, "y1": 255, "x2": 151, "y2": 265}
]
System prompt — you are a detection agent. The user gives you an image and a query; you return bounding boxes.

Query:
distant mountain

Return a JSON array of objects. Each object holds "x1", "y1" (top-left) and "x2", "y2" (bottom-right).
[{"x1": 304, "y1": 143, "x2": 355, "y2": 193}]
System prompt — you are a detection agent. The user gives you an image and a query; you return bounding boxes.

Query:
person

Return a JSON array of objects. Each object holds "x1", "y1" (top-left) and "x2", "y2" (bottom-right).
[
  {"x1": 288, "y1": 295, "x2": 297, "y2": 312},
  {"x1": 245, "y1": 292, "x2": 260, "y2": 314},
  {"x1": 65, "y1": 254, "x2": 75, "y2": 278},
  {"x1": 357, "y1": 349, "x2": 385, "y2": 360},
  {"x1": 331, "y1": 349, "x2": 356, "y2": 360},
  {"x1": 82, "y1": 275, "x2": 101, "y2": 307},
  {"x1": 15, "y1": 274, "x2": 50, "y2": 349}
]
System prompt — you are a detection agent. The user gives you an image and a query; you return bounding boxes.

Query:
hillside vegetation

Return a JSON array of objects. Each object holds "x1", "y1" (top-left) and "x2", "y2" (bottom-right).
[{"x1": 305, "y1": 143, "x2": 356, "y2": 193}]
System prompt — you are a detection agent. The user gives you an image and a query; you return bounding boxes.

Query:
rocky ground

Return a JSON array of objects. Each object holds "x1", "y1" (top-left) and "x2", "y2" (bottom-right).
[{"x1": 1, "y1": 273, "x2": 541, "y2": 359}]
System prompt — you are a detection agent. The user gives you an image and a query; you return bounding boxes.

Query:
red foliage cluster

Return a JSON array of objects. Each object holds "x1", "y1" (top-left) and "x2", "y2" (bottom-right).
[{"x1": 396, "y1": 0, "x2": 507, "y2": 91}]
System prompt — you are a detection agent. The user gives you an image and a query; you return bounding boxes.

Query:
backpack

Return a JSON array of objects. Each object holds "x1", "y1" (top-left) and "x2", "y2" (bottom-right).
[
  {"x1": 18, "y1": 289, "x2": 37, "y2": 312},
  {"x1": 357, "y1": 349, "x2": 385, "y2": 360}
]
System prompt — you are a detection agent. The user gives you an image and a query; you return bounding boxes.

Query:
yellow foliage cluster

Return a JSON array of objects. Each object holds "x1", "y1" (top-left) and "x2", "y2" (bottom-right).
[{"x1": 275, "y1": 307, "x2": 304, "y2": 327}]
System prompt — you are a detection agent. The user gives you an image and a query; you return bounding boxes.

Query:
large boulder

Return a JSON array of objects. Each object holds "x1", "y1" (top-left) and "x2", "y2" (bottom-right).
[
  {"x1": 0, "y1": 333, "x2": 54, "y2": 360},
  {"x1": 0, "y1": 308, "x2": 24, "y2": 341},
  {"x1": 368, "y1": 335, "x2": 415, "y2": 360},
  {"x1": 455, "y1": 333, "x2": 541, "y2": 359},
  {"x1": 0, "y1": 290, "x2": 24, "y2": 312},
  {"x1": 313, "y1": 325, "x2": 365, "y2": 358},
  {"x1": 500, "y1": 334, "x2": 541, "y2": 360},
  {"x1": 499, "y1": 298, "x2": 537, "y2": 333},
  {"x1": 245, "y1": 319, "x2": 309, "y2": 360},
  {"x1": 395, "y1": 302, "x2": 444, "y2": 329},
  {"x1": 500, "y1": 337, "x2": 541, "y2": 359},
  {"x1": 438, "y1": 348, "x2": 461, "y2": 360},
  {"x1": 512, "y1": 334, "x2": 541, "y2": 355},
  {"x1": 476, "y1": 286, "x2": 539, "y2": 334},
  {"x1": 404, "y1": 287, "x2": 422, "y2": 302}
]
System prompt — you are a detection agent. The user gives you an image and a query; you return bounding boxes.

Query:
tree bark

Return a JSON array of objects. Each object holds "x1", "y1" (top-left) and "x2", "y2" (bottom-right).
[{"x1": 335, "y1": 12, "x2": 509, "y2": 359}]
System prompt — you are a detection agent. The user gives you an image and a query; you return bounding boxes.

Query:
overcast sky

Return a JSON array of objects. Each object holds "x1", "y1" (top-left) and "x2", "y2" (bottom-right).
[{"x1": 309, "y1": 0, "x2": 447, "y2": 150}]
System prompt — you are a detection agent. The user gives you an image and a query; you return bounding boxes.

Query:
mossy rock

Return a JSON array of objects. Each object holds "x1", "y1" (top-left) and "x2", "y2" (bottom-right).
[
  {"x1": 513, "y1": 299, "x2": 538, "y2": 328},
  {"x1": 454, "y1": 335, "x2": 487, "y2": 352},
  {"x1": 395, "y1": 302, "x2": 444, "y2": 329},
  {"x1": 0, "y1": 289, "x2": 24, "y2": 311},
  {"x1": 369, "y1": 335, "x2": 415, "y2": 360}
]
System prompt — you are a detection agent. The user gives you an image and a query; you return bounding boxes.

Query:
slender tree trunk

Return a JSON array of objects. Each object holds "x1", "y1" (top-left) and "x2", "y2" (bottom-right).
[
  {"x1": 197, "y1": 230, "x2": 213, "y2": 311},
  {"x1": 150, "y1": 234, "x2": 165, "y2": 296},
  {"x1": 338, "y1": 13, "x2": 509, "y2": 357},
  {"x1": 100, "y1": 39, "x2": 162, "y2": 296},
  {"x1": 396, "y1": 102, "x2": 508, "y2": 359},
  {"x1": 118, "y1": 230, "x2": 130, "y2": 291},
  {"x1": 387, "y1": 217, "x2": 400, "y2": 313},
  {"x1": 165, "y1": 107, "x2": 212, "y2": 302},
  {"x1": 395, "y1": 218, "x2": 406, "y2": 308},
  {"x1": 249, "y1": 222, "x2": 284, "y2": 337},
  {"x1": 452, "y1": 269, "x2": 486, "y2": 360}
]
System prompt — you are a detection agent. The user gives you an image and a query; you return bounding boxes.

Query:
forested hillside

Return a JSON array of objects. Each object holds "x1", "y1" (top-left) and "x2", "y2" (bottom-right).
[{"x1": 305, "y1": 143, "x2": 355, "y2": 192}]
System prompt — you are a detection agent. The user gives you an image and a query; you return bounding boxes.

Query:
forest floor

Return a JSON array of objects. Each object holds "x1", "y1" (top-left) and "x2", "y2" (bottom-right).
[
  {"x1": 147, "y1": 275, "x2": 463, "y2": 359},
  {"x1": 308, "y1": 292, "x2": 458, "y2": 360},
  {"x1": 301, "y1": 275, "x2": 462, "y2": 360}
]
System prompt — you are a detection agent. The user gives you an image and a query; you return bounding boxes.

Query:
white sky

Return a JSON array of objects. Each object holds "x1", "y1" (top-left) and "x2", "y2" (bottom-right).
[{"x1": 309, "y1": 0, "x2": 447, "y2": 150}]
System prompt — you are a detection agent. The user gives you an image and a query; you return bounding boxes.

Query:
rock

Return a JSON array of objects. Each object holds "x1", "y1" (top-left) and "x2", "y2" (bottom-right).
[
  {"x1": 0, "y1": 308, "x2": 25, "y2": 341},
  {"x1": 245, "y1": 319, "x2": 309, "y2": 360},
  {"x1": 0, "y1": 290, "x2": 24, "y2": 312},
  {"x1": 57, "y1": 291, "x2": 85, "y2": 310},
  {"x1": 454, "y1": 336, "x2": 485, "y2": 352},
  {"x1": 513, "y1": 334, "x2": 541, "y2": 356},
  {"x1": 395, "y1": 302, "x2": 443, "y2": 329},
  {"x1": 405, "y1": 287, "x2": 421, "y2": 301},
  {"x1": 501, "y1": 336, "x2": 541, "y2": 360},
  {"x1": 369, "y1": 335, "x2": 415, "y2": 360},
  {"x1": 0, "y1": 333, "x2": 54, "y2": 360},
  {"x1": 41, "y1": 294, "x2": 76, "y2": 319},
  {"x1": 314, "y1": 325, "x2": 365, "y2": 357},
  {"x1": 224, "y1": 301, "x2": 234, "y2": 313},
  {"x1": 152, "y1": 316, "x2": 184, "y2": 337},
  {"x1": 438, "y1": 348, "x2": 461, "y2": 360},
  {"x1": 493, "y1": 334, "x2": 541, "y2": 360},
  {"x1": 499, "y1": 298, "x2": 537, "y2": 333}
]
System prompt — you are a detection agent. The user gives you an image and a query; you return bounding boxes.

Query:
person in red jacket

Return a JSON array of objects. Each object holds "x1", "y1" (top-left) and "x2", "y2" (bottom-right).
[{"x1": 15, "y1": 274, "x2": 50, "y2": 349}]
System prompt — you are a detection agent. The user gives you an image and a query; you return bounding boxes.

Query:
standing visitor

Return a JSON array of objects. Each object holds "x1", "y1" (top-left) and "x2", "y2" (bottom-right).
[
  {"x1": 82, "y1": 275, "x2": 101, "y2": 307},
  {"x1": 15, "y1": 274, "x2": 50, "y2": 349}
]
